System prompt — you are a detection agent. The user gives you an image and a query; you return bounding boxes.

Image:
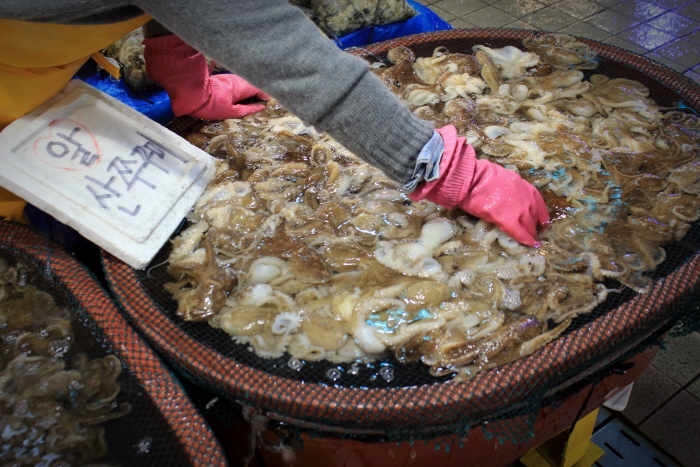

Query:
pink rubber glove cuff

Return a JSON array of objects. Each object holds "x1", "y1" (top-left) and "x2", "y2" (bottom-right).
[
  {"x1": 408, "y1": 125, "x2": 476, "y2": 209},
  {"x1": 143, "y1": 35, "x2": 269, "y2": 119},
  {"x1": 143, "y1": 35, "x2": 211, "y2": 116}
]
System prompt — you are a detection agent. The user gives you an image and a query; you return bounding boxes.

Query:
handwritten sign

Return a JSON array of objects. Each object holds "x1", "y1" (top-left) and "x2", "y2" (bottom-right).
[{"x1": 0, "y1": 81, "x2": 215, "y2": 268}]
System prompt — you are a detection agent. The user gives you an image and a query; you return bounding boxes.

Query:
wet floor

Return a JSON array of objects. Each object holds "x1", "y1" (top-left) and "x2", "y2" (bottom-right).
[{"x1": 414, "y1": 1, "x2": 700, "y2": 465}]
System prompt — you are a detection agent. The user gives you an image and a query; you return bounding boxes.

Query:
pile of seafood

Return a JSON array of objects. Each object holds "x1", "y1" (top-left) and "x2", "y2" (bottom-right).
[
  {"x1": 101, "y1": 28, "x2": 154, "y2": 92},
  {"x1": 0, "y1": 258, "x2": 129, "y2": 466},
  {"x1": 293, "y1": 0, "x2": 416, "y2": 37},
  {"x1": 166, "y1": 34, "x2": 700, "y2": 381}
]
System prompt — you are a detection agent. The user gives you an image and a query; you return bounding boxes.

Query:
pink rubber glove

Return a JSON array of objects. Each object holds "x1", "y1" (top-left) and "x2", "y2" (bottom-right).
[
  {"x1": 143, "y1": 35, "x2": 270, "y2": 120},
  {"x1": 408, "y1": 125, "x2": 550, "y2": 247}
]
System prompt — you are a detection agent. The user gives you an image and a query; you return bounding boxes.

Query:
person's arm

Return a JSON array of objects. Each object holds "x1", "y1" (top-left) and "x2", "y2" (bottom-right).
[
  {"x1": 133, "y1": 0, "x2": 434, "y2": 184},
  {"x1": 133, "y1": 0, "x2": 549, "y2": 246}
]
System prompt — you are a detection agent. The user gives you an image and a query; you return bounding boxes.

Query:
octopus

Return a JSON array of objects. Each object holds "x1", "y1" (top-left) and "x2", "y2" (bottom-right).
[
  {"x1": 378, "y1": 46, "x2": 424, "y2": 92},
  {"x1": 472, "y1": 45, "x2": 539, "y2": 80},
  {"x1": 166, "y1": 34, "x2": 700, "y2": 381},
  {"x1": 523, "y1": 33, "x2": 598, "y2": 70},
  {"x1": 0, "y1": 258, "x2": 129, "y2": 466}
]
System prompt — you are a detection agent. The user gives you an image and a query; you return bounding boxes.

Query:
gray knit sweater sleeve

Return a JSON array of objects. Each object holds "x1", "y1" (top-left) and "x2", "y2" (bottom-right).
[{"x1": 130, "y1": 0, "x2": 434, "y2": 182}]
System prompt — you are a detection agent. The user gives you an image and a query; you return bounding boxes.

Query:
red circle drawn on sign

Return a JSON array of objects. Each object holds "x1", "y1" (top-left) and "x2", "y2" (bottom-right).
[{"x1": 33, "y1": 118, "x2": 102, "y2": 171}]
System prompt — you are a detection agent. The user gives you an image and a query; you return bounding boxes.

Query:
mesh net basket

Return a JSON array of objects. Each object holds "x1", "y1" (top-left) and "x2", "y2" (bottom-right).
[
  {"x1": 101, "y1": 29, "x2": 700, "y2": 444},
  {"x1": 0, "y1": 220, "x2": 228, "y2": 466}
]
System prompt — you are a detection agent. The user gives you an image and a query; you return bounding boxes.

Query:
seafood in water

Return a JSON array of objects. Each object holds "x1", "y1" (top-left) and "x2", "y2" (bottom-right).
[
  {"x1": 523, "y1": 33, "x2": 598, "y2": 70},
  {"x1": 0, "y1": 258, "x2": 129, "y2": 466},
  {"x1": 167, "y1": 34, "x2": 700, "y2": 380},
  {"x1": 472, "y1": 45, "x2": 539, "y2": 80}
]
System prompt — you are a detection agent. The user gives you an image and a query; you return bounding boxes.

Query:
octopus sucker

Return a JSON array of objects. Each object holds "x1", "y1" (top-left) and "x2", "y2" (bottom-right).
[{"x1": 165, "y1": 34, "x2": 700, "y2": 380}]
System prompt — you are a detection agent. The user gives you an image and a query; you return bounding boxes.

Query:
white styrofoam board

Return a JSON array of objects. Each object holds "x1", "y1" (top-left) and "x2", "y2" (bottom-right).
[{"x1": 0, "y1": 80, "x2": 215, "y2": 269}]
